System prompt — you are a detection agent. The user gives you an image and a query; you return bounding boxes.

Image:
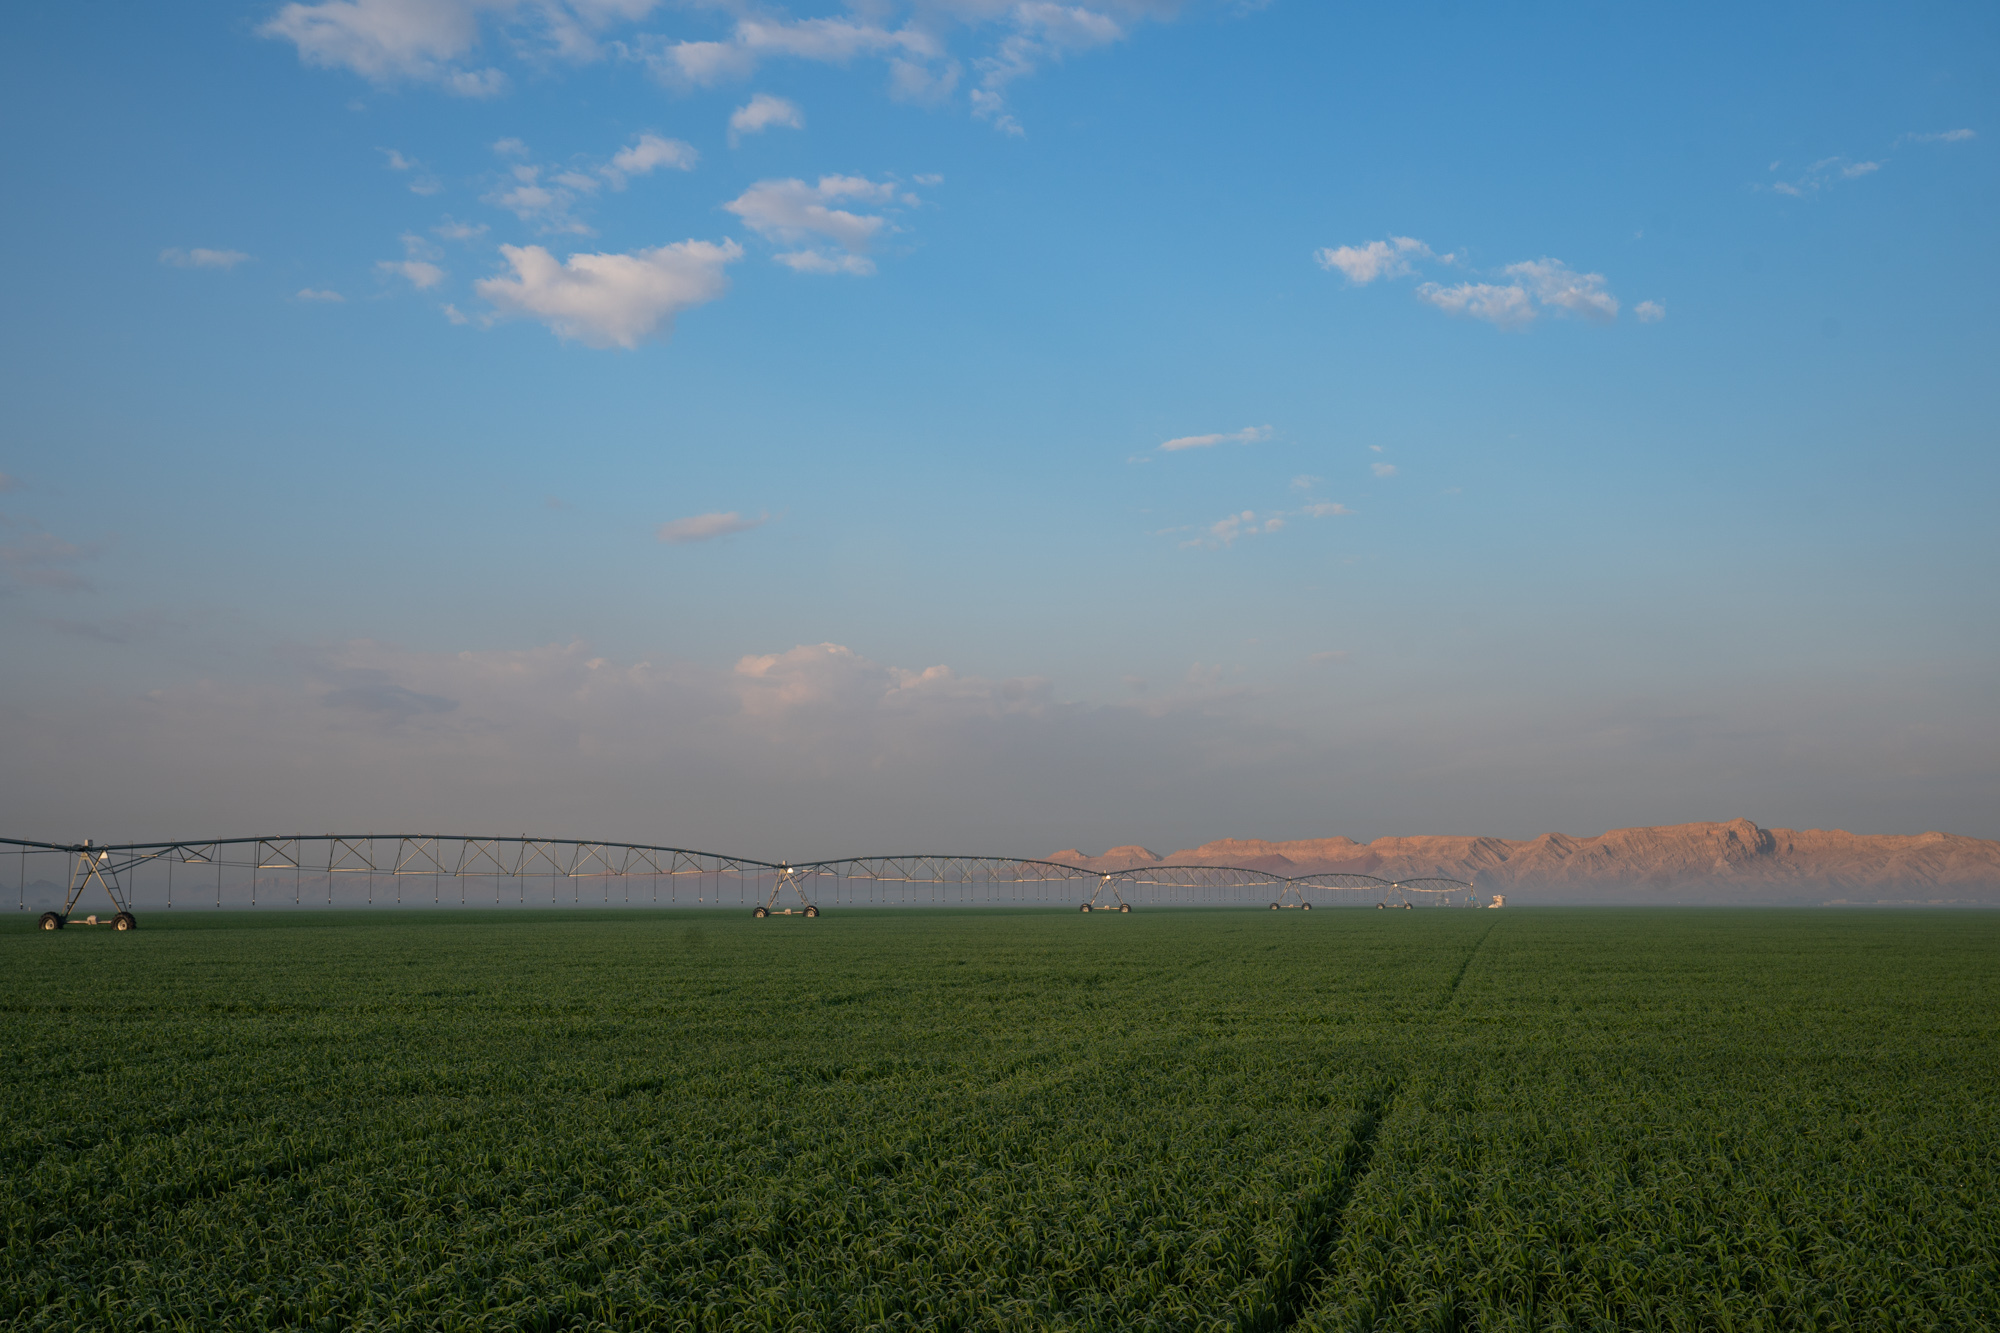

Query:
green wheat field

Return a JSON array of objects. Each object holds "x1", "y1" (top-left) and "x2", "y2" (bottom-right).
[{"x1": 4, "y1": 909, "x2": 1996, "y2": 1331}]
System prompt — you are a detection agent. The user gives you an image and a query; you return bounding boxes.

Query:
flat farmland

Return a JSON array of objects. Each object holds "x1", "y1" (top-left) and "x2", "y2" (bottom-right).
[{"x1": 3, "y1": 910, "x2": 1995, "y2": 1331}]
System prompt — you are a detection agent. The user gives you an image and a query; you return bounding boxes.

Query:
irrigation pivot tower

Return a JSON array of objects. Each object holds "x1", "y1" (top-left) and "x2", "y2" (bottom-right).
[{"x1": 4, "y1": 835, "x2": 1478, "y2": 925}]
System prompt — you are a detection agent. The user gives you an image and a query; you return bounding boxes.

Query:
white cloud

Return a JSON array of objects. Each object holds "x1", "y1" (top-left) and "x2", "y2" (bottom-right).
[
  {"x1": 262, "y1": 0, "x2": 665, "y2": 92},
  {"x1": 1314, "y1": 236, "x2": 1433, "y2": 284},
  {"x1": 650, "y1": 17, "x2": 936, "y2": 88},
  {"x1": 656, "y1": 511, "x2": 767, "y2": 543},
  {"x1": 379, "y1": 260, "x2": 446, "y2": 289},
  {"x1": 1183, "y1": 510, "x2": 1283, "y2": 550},
  {"x1": 475, "y1": 239, "x2": 742, "y2": 348},
  {"x1": 729, "y1": 93, "x2": 805, "y2": 145},
  {"x1": 1504, "y1": 258, "x2": 1618, "y2": 322},
  {"x1": 261, "y1": 0, "x2": 514, "y2": 94},
  {"x1": 160, "y1": 247, "x2": 251, "y2": 270},
  {"x1": 1634, "y1": 300, "x2": 1666, "y2": 323},
  {"x1": 1321, "y1": 238, "x2": 1635, "y2": 332},
  {"x1": 1159, "y1": 424, "x2": 1271, "y2": 452},
  {"x1": 1899, "y1": 128, "x2": 1976, "y2": 144},
  {"x1": 1289, "y1": 474, "x2": 1320, "y2": 491},
  {"x1": 492, "y1": 136, "x2": 530, "y2": 157},
  {"x1": 443, "y1": 303, "x2": 469, "y2": 324},
  {"x1": 1370, "y1": 462, "x2": 1397, "y2": 478},
  {"x1": 605, "y1": 131, "x2": 698, "y2": 183},
  {"x1": 1415, "y1": 280, "x2": 1536, "y2": 329},
  {"x1": 0, "y1": 473, "x2": 20, "y2": 493},
  {"x1": 1301, "y1": 501, "x2": 1352, "y2": 518},
  {"x1": 725, "y1": 175, "x2": 904, "y2": 272},
  {"x1": 296, "y1": 288, "x2": 346, "y2": 302}
]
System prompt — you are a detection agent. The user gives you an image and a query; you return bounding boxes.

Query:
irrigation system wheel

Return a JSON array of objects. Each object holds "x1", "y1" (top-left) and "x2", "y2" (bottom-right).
[
  {"x1": 113, "y1": 912, "x2": 136, "y2": 931},
  {"x1": 1301, "y1": 902, "x2": 1312, "y2": 911},
  {"x1": 1118, "y1": 902, "x2": 1131, "y2": 914},
  {"x1": 1269, "y1": 902, "x2": 1280, "y2": 910},
  {"x1": 1376, "y1": 902, "x2": 1386, "y2": 909},
  {"x1": 752, "y1": 905, "x2": 769, "y2": 918},
  {"x1": 803, "y1": 904, "x2": 819, "y2": 918},
  {"x1": 1403, "y1": 902, "x2": 1413, "y2": 910},
  {"x1": 39, "y1": 912, "x2": 64, "y2": 931},
  {"x1": 1079, "y1": 903, "x2": 1091, "y2": 913}
]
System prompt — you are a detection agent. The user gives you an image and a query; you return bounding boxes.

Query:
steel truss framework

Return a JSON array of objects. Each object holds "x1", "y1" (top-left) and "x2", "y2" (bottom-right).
[{"x1": 5, "y1": 835, "x2": 1478, "y2": 925}]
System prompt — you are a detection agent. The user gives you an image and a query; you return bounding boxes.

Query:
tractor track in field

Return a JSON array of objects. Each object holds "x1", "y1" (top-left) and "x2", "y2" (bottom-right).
[
  {"x1": 1263, "y1": 1081, "x2": 1394, "y2": 1331},
  {"x1": 1265, "y1": 920, "x2": 1498, "y2": 1328},
  {"x1": 1441, "y1": 920, "x2": 1497, "y2": 1009}
]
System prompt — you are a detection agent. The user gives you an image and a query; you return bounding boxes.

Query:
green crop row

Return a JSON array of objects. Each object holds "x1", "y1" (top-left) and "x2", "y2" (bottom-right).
[{"x1": 2, "y1": 909, "x2": 1994, "y2": 1330}]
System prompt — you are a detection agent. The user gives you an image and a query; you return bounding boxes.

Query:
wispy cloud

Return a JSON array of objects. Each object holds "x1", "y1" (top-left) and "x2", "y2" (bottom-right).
[
  {"x1": 1767, "y1": 156, "x2": 1882, "y2": 197},
  {"x1": 262, "y1": 1, "x2": 1180, "y2": 137},
  {"x1": 1159, "y1": 424, "x2": 1271, "y2": 453},
  {"x1": 729, "y1": 93, "x2": 805, "y2": 145},
  {"x1": 480, "y1": 132, "x2": 694, "y2": 235},
  {"x1": 1634, "y1": 300, "x2": 1666, "y2": 323},
  {"x1": 160, "y1": 247, "x2": 251, "y2": 270},
  {"x1": 476, "y1": 239, "x2": 742, "y2": 348},
  {"x1": 378, "y1": 146, "x2": 441, "y2": 194},
  {"x1": 378, "y1": 232, "x2": 446, "y2": 290},
  {"x1": 0, "y1": 516, "x2": 104, "y2": 591},
  {"x1": 1898, "y1": 128, "x2": 1976, "y2": 145},
  {"x1": 656, "y1": 510, "x2": 767, "y2": 544},
  {"x1": 433, "y1": 217, "x2": 488, "y2": 243},
  {"x1": 1370, "y1": 462, "x2": 1397, "y2": 478},
  {"x1": 1183, "y1": 510, "x2": 1283, "y2": 549}
]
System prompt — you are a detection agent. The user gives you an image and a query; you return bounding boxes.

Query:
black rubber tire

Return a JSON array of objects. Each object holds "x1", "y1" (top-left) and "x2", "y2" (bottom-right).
[
  {"x1": 752, "y1": 906, "x2": 769, "y2": 918},
  {"x1": 113, "y1": 912, "x2": 136, "y2": 931},
  {"x1": 1079, "y1": 903, "x2": 1091, "y2": 913},
  {"x1": 1376, "y1": 902, "x2": 1386, "y2": 910},
  {"x1": 1403, "y1": 903, "x2": 1413, "y2": 910},
  {"x1": 803, "y1": 904, "x2": 819, "y2": 918},
  {"x1": 1118, "y1": 902, "x2": 1131, "y2": 914},
  {"x1": 1301, "y1": 902, "x2": 1312, "y2": 911},
  {"x1": 39, "y1": 912, "x2": 64, "y2": 931},
  {"x1": 1270, "y1": 903, "x2": 1280, "y2": 911}
]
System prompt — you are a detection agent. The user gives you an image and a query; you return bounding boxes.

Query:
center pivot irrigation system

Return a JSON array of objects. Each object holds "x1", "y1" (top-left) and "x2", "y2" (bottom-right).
[{"x1": 5, "y1": 835, "x2": 1481, "y2": 929}]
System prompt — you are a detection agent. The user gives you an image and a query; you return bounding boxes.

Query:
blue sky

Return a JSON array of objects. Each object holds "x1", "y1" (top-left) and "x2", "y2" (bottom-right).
[{"x1": 2, "y1": 1, "x2": 1995, "y2": 855}]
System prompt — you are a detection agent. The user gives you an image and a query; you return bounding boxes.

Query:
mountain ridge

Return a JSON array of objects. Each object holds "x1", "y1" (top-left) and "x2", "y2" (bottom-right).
[{"x1": 1047, "y1": 819, "x2": 2000, "y2": 903}]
